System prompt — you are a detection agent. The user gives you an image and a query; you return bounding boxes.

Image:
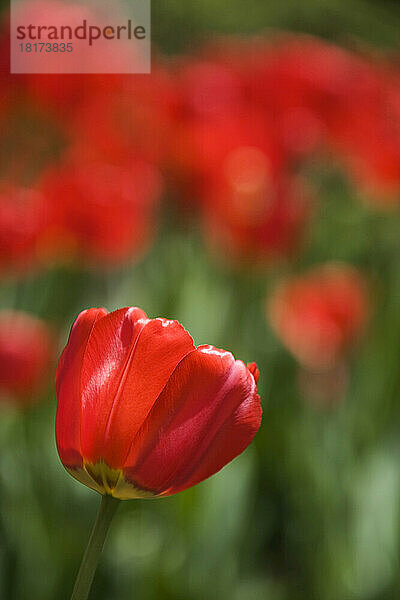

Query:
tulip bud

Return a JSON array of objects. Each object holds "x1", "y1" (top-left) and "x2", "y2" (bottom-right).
[{"x1": 56, "y1": 307, "x2": 262, "y2": 499}]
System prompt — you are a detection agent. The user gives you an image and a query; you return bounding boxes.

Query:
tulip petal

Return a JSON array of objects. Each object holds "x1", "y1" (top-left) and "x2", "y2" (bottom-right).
[
  {"x1": 80, "y1": 310, "x2": 195, "y2": 467},
  {"x1": 123, "y1": 346, "x2": 261, "y2": 496},
  {"x1": 55, "y1": 307, "x2": 108, "y2": 468}
]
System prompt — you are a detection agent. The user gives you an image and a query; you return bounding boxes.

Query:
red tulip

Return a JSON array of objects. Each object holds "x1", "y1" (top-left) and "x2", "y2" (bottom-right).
[
  {"x1": 40, "y1": 161, "x2": 161, "y2": 265},
  {"x1": 55, "y1": 307, "x2": 261, "y2": 498},
  {"x1": 0, "y1": 310, "x2": 52, "y2": 401},
  {"x1": 267, "y1": 263, "x2": 368, "y2": 371}
]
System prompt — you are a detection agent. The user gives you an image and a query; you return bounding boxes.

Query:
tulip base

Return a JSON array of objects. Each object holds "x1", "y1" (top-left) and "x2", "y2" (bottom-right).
[
  {"x1": 71, "y1": 494, "x2": 120, "y2": 600},
  {"x1": 68, "y1": 461, "x2": 156, "y2": 499}
]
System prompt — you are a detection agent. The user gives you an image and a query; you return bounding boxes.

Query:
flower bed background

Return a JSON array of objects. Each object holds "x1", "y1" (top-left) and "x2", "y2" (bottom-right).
[{"x1": 1, "y1": 1, "x2": 400, "y2": 599}]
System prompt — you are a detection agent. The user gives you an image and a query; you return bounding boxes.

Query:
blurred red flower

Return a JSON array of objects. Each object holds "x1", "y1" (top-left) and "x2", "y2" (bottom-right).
[
  {"x1": 203, "y1": 170, "x2": 311, "y2": 265},
  {"x1": 55, "y1": 306, "x2": 261, "y2": 498},
  {"x1": 174, "y1": 35, "x2": 355, "y2": 165},
  {"x1": 169, "y1": 67, "x2": 310, "y2": 263},
  {"x1": 239, "y1": 34, "x2": 358, "y2": 160},
  {"x1": 174, "y1": 54, "x2": 245, "y2": 120},
  {"x1": 66, "y1": 66, "x2": 178, "y2": 168},
  {"x1": 0, "y1": 185, "x2": 49, "y2": 275},
  {"x1": 170, "y1": 50, "x2": 284, "y2": 207},
  {"x1": 172, "y1": 112, "x2": 283, "y2": 204},
  {"x1": 183, "y1": 35, "x2": 400, "y2": 206},
  {"x1": 0, "y1": 310, "x2": 53, "y2": 401},
  {"x1": 267, "y1": 263, "x2": 368, "y2": 371},
  {"x1": 327, "y1": 65, "x2": 400, "y2": 206},
  {"x1": 39, "y1": 161, "x2": 162, "y2": 266}
]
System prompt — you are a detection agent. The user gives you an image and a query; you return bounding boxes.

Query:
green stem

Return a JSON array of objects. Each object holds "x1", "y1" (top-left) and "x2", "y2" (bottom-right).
[{"x1": 70, "y1": 495, "x2": 120, "y2": 600}]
